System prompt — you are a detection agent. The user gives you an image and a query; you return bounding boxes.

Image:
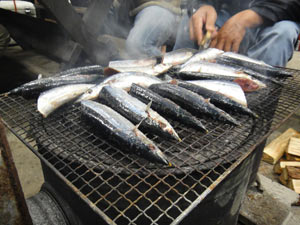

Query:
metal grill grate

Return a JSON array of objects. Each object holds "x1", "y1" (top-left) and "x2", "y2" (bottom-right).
[{"x1": 1, "y1": 69, "x2": 300, "y2": 224}]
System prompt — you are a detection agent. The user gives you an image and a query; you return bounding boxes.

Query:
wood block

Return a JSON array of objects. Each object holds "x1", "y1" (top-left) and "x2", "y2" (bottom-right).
[
  {"x1": 263, "y1": 128, "x2": 300, "y2": 164},
  {"x1": 287, "y1": 179, "x2": 300, "y2": 194},
  {"x1": 285, "y1": 166, "x2": 300, "y2": 179},
  {"x1": 286, "y1": 137, "x2": 300, "y2": 157},
  {"x1": 279, "y1": 172, "x2": 288, "y2": 185},
  {"x1": 274, "y1": 161, "x2": 300, "y2": 174},
  {"x1": 286, "y1": 153, "x2": 300, "y2": 161}
]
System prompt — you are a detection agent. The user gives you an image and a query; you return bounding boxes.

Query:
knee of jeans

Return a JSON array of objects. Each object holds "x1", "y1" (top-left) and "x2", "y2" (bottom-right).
[
  {"x1": 126, "y1": 35, "x2": 144, "y2": 54},
  {"x1": 273, "y1": 21, "x2": 300, "y2": 40}
]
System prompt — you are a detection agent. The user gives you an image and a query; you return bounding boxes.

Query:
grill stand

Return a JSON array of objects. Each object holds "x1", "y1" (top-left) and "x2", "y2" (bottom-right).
[{"x1": 35, "y1": 143, "x2": 265, "y2": 225}]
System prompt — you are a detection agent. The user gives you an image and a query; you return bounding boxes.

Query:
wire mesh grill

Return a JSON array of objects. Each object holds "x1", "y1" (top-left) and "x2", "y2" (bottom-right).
[{"x1": 1, "y1": 69, "x2": 300, "y2": 224}]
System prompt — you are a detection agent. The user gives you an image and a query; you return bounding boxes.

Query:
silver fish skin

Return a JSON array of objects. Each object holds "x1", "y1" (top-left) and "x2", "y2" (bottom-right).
[
  {"x1": 80, "y1": 100, "x2": 171, "y2": 165},
  {"x1": 108, "y1": 58, "x2": 157, "y2": 68},
  {"x1": 9, "y1": 74, "x2": 101, "y2": 96},
  {"x1": 171, "y1": 80, "x2": 257, "y2": 118},
  {"x1": 98, "y1": 86, "x2": 181, "y2": 141},
  {"x1": 107, "y1": 64, "x2": 173, "y2": 76},
  {"x1": 162, "y1": 48, "x2": 195, "y2": 65},
  {"x1": 180, "y1": 48, "x2": 224, "y2": 68},
  {"x1": 149, "y1": 83, "x2": 240, "y2": 126},
  {"x1": 129, "y1": 83, "x2": 207, "y2": 132},
  {"x1": 178, "y1": 61, "x2": 266, "y2": 89},
  {"x1": 37, "y1": 84, "x2": 94, "y2": 118},
  {"x1": 219, "y1": 52, "x2": 292, "y2": 77},
  {"x1": 187, "y1": 80, "x2": 247, "y2": 107},
  {"x1": 77, "y1": 72, "x2": 162, "y2": 102}
]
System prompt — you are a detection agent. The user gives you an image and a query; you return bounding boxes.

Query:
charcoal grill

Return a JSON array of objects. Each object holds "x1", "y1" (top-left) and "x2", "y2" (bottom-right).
[{"x1": 1, "y1": 69, "x2": 300, "y2": 225}]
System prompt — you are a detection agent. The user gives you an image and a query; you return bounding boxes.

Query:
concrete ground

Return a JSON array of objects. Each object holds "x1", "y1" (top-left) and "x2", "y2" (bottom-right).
[{"x1": 1, "y1": 47, "x2": 300, "y2": 222}]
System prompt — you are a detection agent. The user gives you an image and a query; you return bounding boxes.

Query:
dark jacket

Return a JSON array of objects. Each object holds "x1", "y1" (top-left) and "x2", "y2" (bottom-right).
[
  {"x1": 188, "y1": 0, "x2": 300, "y2": 25},
  {"x1": 250, "y1": 0, "x2": 300, "y2": 24}
]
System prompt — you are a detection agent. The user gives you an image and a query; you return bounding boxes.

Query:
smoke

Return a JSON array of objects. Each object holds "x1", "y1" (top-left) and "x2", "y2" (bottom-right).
[{"x1": 99, "y1": 1, "x2": 181, "y2": 60}]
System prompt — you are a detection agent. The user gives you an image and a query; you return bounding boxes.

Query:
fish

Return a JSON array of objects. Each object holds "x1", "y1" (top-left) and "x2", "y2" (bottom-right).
[
  {"x1": 129, "y1": 83, "x2": 207, "y2": 132},
  {"x1": 77, "y1": 72, "x2": 162, "y2": 102},
  {"x1": 217, "y1": 52, "x2": 292, "y2": 77},
  {"x1": 180, "y1": 48, "x2": 224, "y2": 68},
  {"x1": 149, "y1": 83, "x2": 240, "y2": 125},
  {"x1": 98, "y1": 86, "x2": 181, "y2": 141},
  {"x1": 104, "y1": 64, "x2": 172, "y2": 76},
  {"x1": 186, "y1": 80, "x2": 247, "y2": 107},
  {"x1": 162, "y1": 48, "x2": 195, "y2": 65},
  {"x1": 178, "y1": 61, "x2": 266, "y2": 92},
  {"x1": 108, "y1": 58, "x2": 157, "y2": 68},
  {"x1": 8, "y1": 74, "x2": 102, "y2": 96},
  {"x1": 170, "y1": 80, "x2": 257, "y2": 118},
  {"x1": 56, "y1": 65, "x2": 104, "y2": 77},
  {"x1": 80, "y1": 100, "x2": 171, "y2": 165},
  {"x1": 215, "y1": 57, "x2": 284, "y2": 85},
  {"x1": 104, "y1": 63, "x2": 173, "y2": 76},
  {"x1": 37, "y1": 84, "x2": 94, "y2": 118}
]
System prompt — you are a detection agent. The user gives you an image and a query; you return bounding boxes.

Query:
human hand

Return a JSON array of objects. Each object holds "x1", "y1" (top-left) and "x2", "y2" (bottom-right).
[
  {"x1": 189, "y1": 5, "x2": 217, "y2": 46},
  {"x1": 210, "y1": 10, "x2": 263, "y2": 52}
]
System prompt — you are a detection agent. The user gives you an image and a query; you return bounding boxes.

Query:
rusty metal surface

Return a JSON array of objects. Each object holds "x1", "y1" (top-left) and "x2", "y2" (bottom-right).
[
  {"x1": 0, "y1": 118, "x2": 33, "y2": 225},
  {"x1": 0, "y1": 68, "x2": 300, "y2": 224}
]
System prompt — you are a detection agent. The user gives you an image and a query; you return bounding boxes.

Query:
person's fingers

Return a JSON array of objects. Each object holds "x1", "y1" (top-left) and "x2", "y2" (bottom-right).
[
  {"x1": 205, "y1": 11, "x2": 217, "y2": 33},
  {"x1": 216, "y1": 38, "x2": 225, "y2": 51},
  {"x1": 224, "y1": 40, "x2": 233, "y2": 52},
  {"x1": 189, "y1": 19, "x2": 195, "y2": 40},
  {"x1": 232, "y1": 40, "x2": 241, "y2": 53},
  {"x1": 211, "y1": 29, "x2": 218, "y2": 39},
  {"x1": 193, "y1": 18, "x2": 204, "y2": 45},
  {"x1": 210, "y1": 37, "x2": 217, "y2": 48}
]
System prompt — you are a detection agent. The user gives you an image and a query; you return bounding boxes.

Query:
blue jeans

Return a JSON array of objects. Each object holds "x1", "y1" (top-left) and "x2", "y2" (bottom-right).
[
  {"x1": 126, "y1": 6, "x2": 180, "y2": 59},
  {"x1": 173, "y1": 11, "x2": 300, "y2": 66}
]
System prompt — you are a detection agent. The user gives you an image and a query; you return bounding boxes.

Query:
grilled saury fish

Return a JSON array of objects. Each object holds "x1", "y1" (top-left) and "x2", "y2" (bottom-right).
[
  {"x1": 77, "y1": 72, "x2": 162, "y2": 102},
  {"x1": 171, "y1": 80, "x2": 257, "y2": 118},
  {"x1": 98, "y1": 86, "x2": 181, "y2": 141},
  {"x1": 37, "y1": 84, "x2": 94, "y2": 118},
  {"x1": 81, "y1": 100, "x2": 171, "y2": 165},
  {"x1": 149, "y1": 83, "x2": 240, "y2": 125},
  {"x1": 129, "y1": 83, "x2": 207, "y2": 132}
]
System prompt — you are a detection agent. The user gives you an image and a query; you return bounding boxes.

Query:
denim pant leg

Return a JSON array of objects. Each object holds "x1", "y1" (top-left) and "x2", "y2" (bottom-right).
[
  {"x1": 126, "y1": 6, "x2": 179, "y2": 58},
  {"x1": 246, "y1": 21, "x2": 300, "y2": 66},
  {"x1": 173, "y1": 9, "x2": 231, "y2": 50}
]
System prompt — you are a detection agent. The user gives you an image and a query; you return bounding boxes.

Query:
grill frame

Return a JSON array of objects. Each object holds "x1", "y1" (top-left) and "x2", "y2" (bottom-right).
[{"x1": 1, "y1": 68, "x2": 300, "y2": 224}]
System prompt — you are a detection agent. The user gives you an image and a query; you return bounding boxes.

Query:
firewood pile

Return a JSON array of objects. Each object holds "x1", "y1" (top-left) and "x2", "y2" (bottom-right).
[{"x1": 263, "y1": 128, "x2": 300, "y2": 194}]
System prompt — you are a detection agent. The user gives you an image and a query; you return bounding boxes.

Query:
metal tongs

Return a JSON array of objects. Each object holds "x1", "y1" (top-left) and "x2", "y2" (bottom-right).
[{"x1": 199, "y1": 31, "x2": 212, "y2": 50}]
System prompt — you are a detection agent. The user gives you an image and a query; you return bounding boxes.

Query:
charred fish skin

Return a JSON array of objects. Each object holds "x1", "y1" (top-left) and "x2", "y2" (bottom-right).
[
  {"x1": 8, "y1": 74, "x2": 102, "y2": 96},
  {"x1": 171, "y1": 80, "x2": 258, "y2": 118},
  {"x1": 215, "y1": 57, "x2": 284, "y2": 85},
  {"x1": 218, "y1": 52, "x2": 292, "y2": 77},
  {"x1": 56, "y1": 65, "x2": 104, "y2": 77},
  {"x1": 98, "y1": 86, "x2": 181, "y2": 141},
  {"x1": 149, "y1": 83, "x2": 240, "y2": 126},
  {"x1": 129, "y1": 83, "x2": 207, "y2": 132},
  {"x1": 80, "y1": 100, "x2": 171, "y2": 165}
]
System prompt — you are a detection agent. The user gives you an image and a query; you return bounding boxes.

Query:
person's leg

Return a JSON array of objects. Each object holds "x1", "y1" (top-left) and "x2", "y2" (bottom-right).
[
  {"x1": 246, "y1": 21, "x2": 300, "y2": 66},
  {"x1": 173, "y1": 9, "x2": 231, "y2": 50},
  {"x1": 126, "y1": 6, "x2": 179, "y2": 58}
]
